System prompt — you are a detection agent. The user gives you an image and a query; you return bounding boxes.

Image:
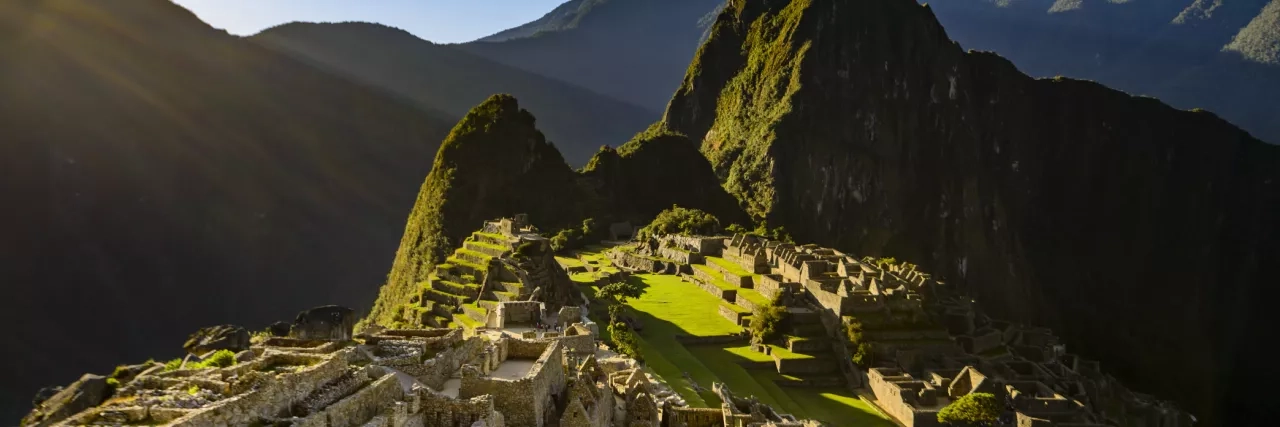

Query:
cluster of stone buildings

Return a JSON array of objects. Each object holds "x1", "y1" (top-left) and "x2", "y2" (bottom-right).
[
  {"x1": 27, "y1": 217, "x2": 819, "y2": 427},
  {"x1": 624, "y1": 233, "x2": 1196, "y2": 427}
]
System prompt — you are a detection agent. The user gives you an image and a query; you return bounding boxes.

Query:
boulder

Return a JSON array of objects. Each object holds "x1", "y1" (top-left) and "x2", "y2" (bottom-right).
[
  {"x1": 290, "y1": 305, "x2": 356, "y2": 341},
  {"x1": 268, "y1": 321, "x2": 292, "y2": 337},
  {"x1": 22, "y1": 374, "x2": 109, "y2": 426},
  {"x1": 183, "y1": 325, "x2": 251, "y2": 355},
  {"x1": 30, "y1": 386, "x2": 62, "y2": 408}
]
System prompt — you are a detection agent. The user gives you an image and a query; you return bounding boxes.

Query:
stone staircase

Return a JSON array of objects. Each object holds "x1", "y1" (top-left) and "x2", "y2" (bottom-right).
[
  {"x1": 773, "y1": 308, "x2": 841, "y2": 378},
  {"x1": 401, "y1": 230, "x2": 526, "y2": 329}
]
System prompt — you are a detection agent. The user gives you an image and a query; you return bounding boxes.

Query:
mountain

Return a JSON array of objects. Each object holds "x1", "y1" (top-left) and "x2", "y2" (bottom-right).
[
  {"x1": 458, "y1": 0, "x2": 725, "y2": 112},
  {"x1": 662, "y1": 0, "x2": 1279, "y2": 424},
  {"x1": 924, "y1": 0, "x2": 1280, "y2": 143},
  {"x1": 253, "y1": 22, "x2": 655, "y2": 166},
  {"x1": 476, "y1": 0, "x2": 595, "y2": 42},
  {"x1": 366, "y1": 95, "x2": 745, "y2": 328},
  {"x1": 0, "y1": 0, "x2": 450, "y2": 420}
]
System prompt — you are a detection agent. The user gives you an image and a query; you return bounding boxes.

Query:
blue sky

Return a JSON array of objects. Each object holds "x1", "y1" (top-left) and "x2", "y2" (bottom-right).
[{"x1": 171, "y1": 0, "x2": 568, "y2": 43}]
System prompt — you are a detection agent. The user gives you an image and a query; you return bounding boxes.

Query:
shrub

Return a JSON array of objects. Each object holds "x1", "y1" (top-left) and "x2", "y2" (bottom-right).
[
  {"x1": 638, "y1": 205, "x2": 721, "y2": 239},
  {"x1": 607, "y1": 321, "x2": 641, "y2": 359},
  {"x1": 199, "y1": 349, "x2": 238, "y2": 369},
  {"x1": 937, "y1": 392, "x2": 1002, "y2": 426},
  {"x1": 749, "y1": 294, "x2": 788, "y2": 344},
  {"x1": 110, "y1": 365, "x2": 130, "y2": 380},
  {"x1": 163, "y1": 358, "x2": 184, "y2": 372},
  {"x1": 105, "y1": 378, "x2": 120, "y2": 392}
]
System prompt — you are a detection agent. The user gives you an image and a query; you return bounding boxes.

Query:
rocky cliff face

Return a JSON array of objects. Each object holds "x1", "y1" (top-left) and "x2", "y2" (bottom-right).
[{"x1": 663, "y1": 0, "x2": 1280, "y2": 423}]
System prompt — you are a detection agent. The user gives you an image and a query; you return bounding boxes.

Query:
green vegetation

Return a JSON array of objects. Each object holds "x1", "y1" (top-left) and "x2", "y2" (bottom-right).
[
  {"x1": 550, "y1": 218, "x2": 602, "y2": 252},
  {"x1": 937, "y1": 392, "x2": 1002, "y2": 426},
  {"x1": 698, "y1": 0, "x2": 813, "y2": 221},
  {"x1": 749, "y1": 294, "x2": 788, "y2": 344},
  {"x1": 615, "y1": 274, "x2": 892, "y2": 426},
  {"x1": 706, "y1": 256, "x2": 752, "y2": 277},
  {"x1": 367, "y1": 94, "x2": 592, "y2": 329},
  {"x1": 596, "y1": 280, "x2": 646, "y2": 306},
  {"x1": 690, "y1": 264, "x2": 738, "y2": 291},
  {"x1": 725, "y1": 221, "x2": 794, "y2": 243},
  {"x1": 637, "y1": 206, "x2": 722, "y2": 239},
  {"x1": 163, "y1": 350, "x2": 238, "y2": 372}
]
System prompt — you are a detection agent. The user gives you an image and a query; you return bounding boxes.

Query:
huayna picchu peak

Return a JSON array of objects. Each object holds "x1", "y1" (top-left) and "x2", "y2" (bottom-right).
[{"x1": 9, "y1": 0, "x2": 1279, "y2": 426}]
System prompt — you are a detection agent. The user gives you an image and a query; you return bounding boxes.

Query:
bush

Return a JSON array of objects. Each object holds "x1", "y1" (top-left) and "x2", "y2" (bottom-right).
[
  {"x1": 749, "y1": 294, "x2": 788, "y2": 344},
  {"x1": 638, "y1": 205, "x2": 721, "y2": 239},
  {"x1": 164, "y1": 358, "x2": 184, "y2": 372},
  {"x1": 937, "y1": 392, "x2": 1002, "y2": 426},
  {"x1": 550, "y1": 218, "x2": 602, "y2": 252},
  {"x1": 199, "y1": 349, "x2": 238, "y2": 369},
  {"x1": 607, "y1": 321, "x2": 642, "y2": 359}
]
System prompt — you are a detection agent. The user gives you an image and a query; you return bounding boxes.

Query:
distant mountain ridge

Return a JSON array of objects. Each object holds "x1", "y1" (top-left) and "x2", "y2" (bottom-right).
[
  {"x1": 254, "y1": 21, "x2": 655, "y2": 165},
  {"x1": 0, "y1": 0, "x2": 450, "y2": 421},
  {"x1": 925, "y1": 0, "x2": 1280, "y2": 143},
  {"x1": 458, "y1": 0, "x2": 725, "y2": 111}
]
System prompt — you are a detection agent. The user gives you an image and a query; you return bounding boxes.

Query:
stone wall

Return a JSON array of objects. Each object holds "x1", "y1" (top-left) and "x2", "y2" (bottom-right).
[
  {"x1": 690, "y1": 270, "x2": 737, "y2": 301},
  {"x1": 664, "y1": 407, "x2": 724, "y2": 427},
  {"x1": 498, "y1": 302, "x2": 543, "y2": 328},
  {"x1": 419, "y1": 392, "x2": 504, "y2": 427},
  {"x1": 299, "y1": 371, "x2": 403, "y2": 427},
  {"x1": 674, "y1": 334, "x2": 748, "y2": 346},
  {"x1": 459, "y1": 342, "x2": 566, "y2": 427},
  {"x1": 397, "y1": 336, "x2": 484, "y2": 390},
  {"x1": 867, "y1": 368, "x2": 944, "y2": 427},
  {"x1": 718, "y1": 304, "x2": 749, "y2": 325},
  {"x1": 705, "y1": 261, "x2": 753, "y2": 288},
  {"x1": 171, "y1": 350, "x2": 355, "y2": 425},
  {"x1": 755, "y1": 274, "x2": 800, "y2": 300}
]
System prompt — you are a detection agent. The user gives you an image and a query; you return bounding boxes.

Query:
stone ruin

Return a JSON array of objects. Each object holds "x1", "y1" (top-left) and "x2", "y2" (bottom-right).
[
  {"x1": 592, "y1": 232, "x2": 1197, "y2": 427},
  {"x1": 28, "y1": 220, "x2": 821, "y2": 427}
]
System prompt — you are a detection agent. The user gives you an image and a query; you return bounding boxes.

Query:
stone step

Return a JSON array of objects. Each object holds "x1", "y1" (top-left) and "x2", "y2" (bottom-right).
[
  {"x1": 789, "y1": 322, "x2": 828, "y2": 337},
  {"x1": 462, "y1": 304, "x2": 490, "y2": 323},
  {"x1": 787, "y1": 308, "x2": 822, "y2": 325},
  {"x1": 473, "y1": 231, "x2": 512, "y2": 247},
  {"x1": 454, "y1": 249, "x2": 492, "y2": 266},
  {"x1": 422, "y1": 288, "x2": 466, "y2": 307},
  {"x1": 787, "y1": 336, "x2": 831, "y2": 353},
  {"x1": 464, "y1": 240, "x2": 509, "y2": 258},
  {"x1": 432, "y1": 280, "x2": 481, "y2": 299}
]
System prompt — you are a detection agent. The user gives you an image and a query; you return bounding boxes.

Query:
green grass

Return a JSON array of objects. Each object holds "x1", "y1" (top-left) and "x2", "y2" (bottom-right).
[
  {"x1": 476, "y1": 231, "x2": 507, "y2": 241},
  {"x1": 555, "y1": 256, "x2": 585, "y2": 268},
  {"x1": 446, "y1": 256, "x2": 486, "y2": 273},
  {"x1": 453, "y1": 313, "x2": 483, "y2": 329},
  {"x1": 707, "y1": 256, "x2": 753, "y2": 277},
  {"x1": 737, "y1": 288, "x2": 769, "y2": 307},
  {"x1": 463, "y1": 302, "x2": 489, "y2": 316},
  {"x1": 613, "y1": 273, "x2": 892, "y2": 427},
  {"x1": 468, "y1": 240, "x2": 509, "y2": 253},
  {"x1": 456, "y1": 248, "x2": 493, "y2": 261},
  {"x1": 691, "y1": 264, "x2": 739, "y2": 291},
  {"x1": 570, "y1": 272, "x2": 597, "y2": 284}
]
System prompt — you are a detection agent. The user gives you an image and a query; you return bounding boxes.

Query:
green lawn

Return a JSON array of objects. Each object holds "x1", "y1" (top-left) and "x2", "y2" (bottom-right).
[
  {"x1": 555, "y1": 256, "x2": 585, "y2": 268},
  {"x1": 737, "y1": 288, "x2": 770, "y2": 307},
  {"x1": 690, "y1": 264, "x2": 739, "y2": 291},
  {"x1": 706, "y1": 256, "x2": 754, "y2": 277},
  {"x1": 620, "y1": 274, "x2": 893, "y2": 427}
]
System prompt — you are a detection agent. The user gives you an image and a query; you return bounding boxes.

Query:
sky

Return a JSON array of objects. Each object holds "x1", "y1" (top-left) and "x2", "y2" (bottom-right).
[{"x1": 171, "y1": 0, "x2": 568, "y2": 43}]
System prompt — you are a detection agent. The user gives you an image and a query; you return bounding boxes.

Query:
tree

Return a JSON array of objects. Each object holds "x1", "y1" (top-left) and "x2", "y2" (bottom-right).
[
  {"x1": 749, "y1": 294, "x2": 788, "y2": 344},
  {"x1": 596, "y1": 279, "x2": 646, "y2": 306},
  {"x1": 937, "y1": 392, "x2": 1002, "y2": 426},
  {"x1": 637, "y1": 205, "x2": 721, "y2": 238}
]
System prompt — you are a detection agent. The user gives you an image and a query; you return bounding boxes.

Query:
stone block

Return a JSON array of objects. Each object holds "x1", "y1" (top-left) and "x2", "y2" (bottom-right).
[{"x1": 291, "y1": 305, "x2": 356, "y2": 341}]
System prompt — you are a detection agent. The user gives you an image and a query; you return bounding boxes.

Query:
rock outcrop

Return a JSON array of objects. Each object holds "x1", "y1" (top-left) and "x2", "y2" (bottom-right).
[
  {"x1": 291, "y1": 306, "x2": 357, "y2": 341},
  {"x1": 21, "y1": 374, "x2": 109, "y2": 426},
  {"x1": 183, "y1": 325, "x2": 251, "y2": 355},
  {"x1": 663, "y1": 0, "x2": 1280, "y2": 424}
]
